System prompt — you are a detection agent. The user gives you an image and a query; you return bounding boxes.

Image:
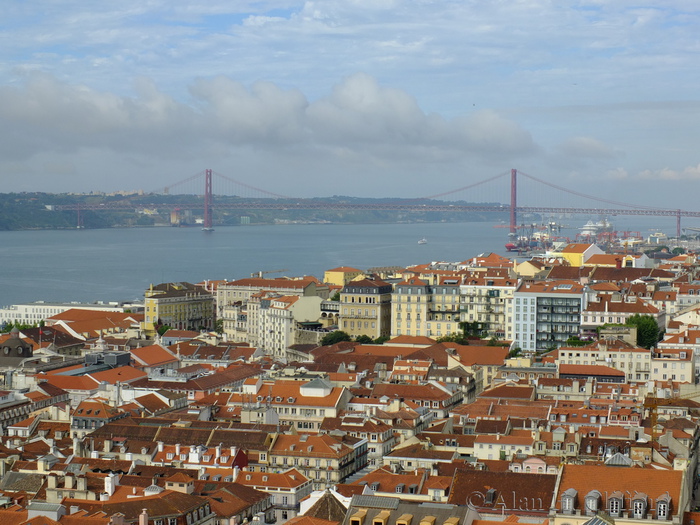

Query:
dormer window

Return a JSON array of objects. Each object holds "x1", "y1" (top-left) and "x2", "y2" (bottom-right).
[
  {"x1": 561, "y1": 488, "x2": 577, "y2": 514},
  {"x1": 656, "y1": 493, "x2": 671, "y2": 520},
  {"x1": 584, "y1": 490, "x2": 601, "y2": 516},
  {"x1": 608, "y1": 491, "x2": 623, "y2": 517},
  {"x1": 633, "y1": 494, "x2": 648, "y2": 519}
]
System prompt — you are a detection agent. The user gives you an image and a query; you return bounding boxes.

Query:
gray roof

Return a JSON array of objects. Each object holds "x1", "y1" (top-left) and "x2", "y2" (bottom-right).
[
  {"x1": 27, "y1": 502, "x2": 64, "y2": 512},
  {"x1": 0, "y1": 472, "x2": 45, "y2": 493},
  {"x1": 605, "y1": 452, "x2": 634, "y2": 467},
  {"x1": 348, "y1": 495, "x2": 400, "y2": 510}
]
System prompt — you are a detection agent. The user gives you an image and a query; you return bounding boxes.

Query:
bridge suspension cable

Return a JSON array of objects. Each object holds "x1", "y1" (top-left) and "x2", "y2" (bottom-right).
[
  {"x1": 158, "y1": 170, "x2": 206, "y2": 194},
  {"x1": 414, "y1": 170, "x2": 510, "y2": 201},
  {"x1": 518, "y1": 171, "x2": 663, "y2": 211},
  {"x1": 212, "y1": 171, "x2": 293, "y2": 199}
]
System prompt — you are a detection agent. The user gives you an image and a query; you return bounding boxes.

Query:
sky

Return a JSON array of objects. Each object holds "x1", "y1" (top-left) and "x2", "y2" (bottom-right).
[{"x1": 1, "y1": 1, "x2": 699, "y2": 209}]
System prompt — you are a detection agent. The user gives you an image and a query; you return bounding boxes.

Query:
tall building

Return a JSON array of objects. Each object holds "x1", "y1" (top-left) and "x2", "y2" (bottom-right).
[
  {"x1": 339, "y1": 277, "x2": 393, "y2": 339},
  {"x1": 511, "y1": 280, "x2": 587, "y2": 354}
]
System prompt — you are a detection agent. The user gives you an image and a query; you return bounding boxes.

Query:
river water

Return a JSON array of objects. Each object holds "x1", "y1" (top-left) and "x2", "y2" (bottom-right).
[{"x1": 0, "y1": 216, "x2": 683, "y2": 307}]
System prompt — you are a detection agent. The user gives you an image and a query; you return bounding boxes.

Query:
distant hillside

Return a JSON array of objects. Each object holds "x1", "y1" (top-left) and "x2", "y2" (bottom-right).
[{"x1": 0, "y1": 192, "x2": 510, "y2": 230}]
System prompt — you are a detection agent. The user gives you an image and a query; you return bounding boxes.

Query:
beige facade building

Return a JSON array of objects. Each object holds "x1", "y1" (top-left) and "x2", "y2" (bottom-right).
[
  {"x1": 339, "y1": 277, "x2": 393, "y2": 339},
  {"x1": 142, "y1": 282, "x2": 215, "y2": 337}
]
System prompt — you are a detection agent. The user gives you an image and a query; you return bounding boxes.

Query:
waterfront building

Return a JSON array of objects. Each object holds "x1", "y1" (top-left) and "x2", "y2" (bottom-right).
[{"x1": 0, "y1": 301, "x2": 140, "y2": 326}]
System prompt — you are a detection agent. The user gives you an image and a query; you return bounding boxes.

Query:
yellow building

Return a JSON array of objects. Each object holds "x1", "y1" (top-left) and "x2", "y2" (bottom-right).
[
  {"x1": 323, "y1": 266, "x2": 364, "y2": 287},
  {"x1": 554, "y1": 243, "x2": 604, "y2": 267},
  {"x1": 142, "y1": 282, "x2": 215, "y2": 337},
  {"x1": 339, "y1": 277, "x2": 393, "y2": 339}
]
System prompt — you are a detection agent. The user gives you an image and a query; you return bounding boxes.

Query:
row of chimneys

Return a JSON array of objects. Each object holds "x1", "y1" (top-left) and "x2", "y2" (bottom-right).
[{"x1": 155, "y1": 442, "x2": 238, "y2": 458}]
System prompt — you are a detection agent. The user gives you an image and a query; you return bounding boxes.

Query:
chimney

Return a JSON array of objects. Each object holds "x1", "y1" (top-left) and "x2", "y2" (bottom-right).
[
  {"x1": 216, "y1": 444, "x2": 222, "y2": 458},
  {"x1": 76, "y1": 475, "x2": 87, "y2": 491},
  {"x1": 157, "y1": 441, "x2": 164, "y2": 452},
  {"x1": 110, "y1": 513, "x2": 126, "y2": 525},
  {"x1": 65, "y1": 473, "x2": 75, "y2": 489},
  {"x1": 105, "y1": 472, "x2": 119, "y2": 496},
  {"x1": 104, "y1": 439, "x2": 113, "y2": 453},
  {"x1": 47, "y1": 474, "x2": 58, "y2": 489},
  {"x1": 231, "y1": 446, "x2": 238, "y2": 458},
  {"x1": 175, "y1": 443, "x2": 181, "y2": 456},
  {"x1": 139, "y1": 509, "x2": 148, "y2": 525}
]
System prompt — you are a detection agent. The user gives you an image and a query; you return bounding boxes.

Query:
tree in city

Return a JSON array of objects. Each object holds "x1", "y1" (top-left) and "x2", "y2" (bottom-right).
[
  {"x1": 374, "y1": 335, "x2": 390, "y2": 345},
  {"x1": 625, "y1": 314, "x2": 660, "y2": 349},
  {"x1": 1, "y1": 321, "x2": 40, "y2": 333},
  {"x1": 320, "y1": 330, "x2": 352, "y2": 346},
  {"x1": 564, "y1": 335, "x2": 590, "y2": 347},
  {"x1": 355, "y1": 335, "x2": 374, "y2": 344},
  {"x1": 436, "y1": 332, "x2": 469, "y2": 345}
]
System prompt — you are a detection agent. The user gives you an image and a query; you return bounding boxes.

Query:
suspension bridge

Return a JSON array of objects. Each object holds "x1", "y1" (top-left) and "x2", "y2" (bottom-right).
[{"x1": 54, "y1": 168, "x2": 699, "y2": 237}]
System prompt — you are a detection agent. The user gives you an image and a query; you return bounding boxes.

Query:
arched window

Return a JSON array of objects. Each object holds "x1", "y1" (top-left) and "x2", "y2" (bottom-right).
[
  {"x1": 585, "y1": 490, "x2": 601, "y2": 516},
  {"x1": 561, "y1": 488, "x2": 577, "y2": 514}
]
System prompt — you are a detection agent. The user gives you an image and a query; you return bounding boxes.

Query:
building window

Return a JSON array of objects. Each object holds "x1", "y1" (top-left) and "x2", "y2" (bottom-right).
[{"x1": 633, "y1": 498, "x2": 647, "y2": 519}]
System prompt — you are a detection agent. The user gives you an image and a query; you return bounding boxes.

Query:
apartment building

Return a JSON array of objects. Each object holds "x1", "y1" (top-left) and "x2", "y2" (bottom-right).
[
  {"x1": 268, "y1": 433, "x2": 364, "y2": 490},
  {"x1": 339, "y1": 277, "x2": 393, "y2": 339},
  {"x1": 555, "y1": 338, "x2": 651, "y2": 382},
  {"x1": 236, "y1": 377, "x2": 351, "y2": 431},
  {"x1": 392, "y1": 277, "x2": 462, "y2": 339},
  {"x1": 217, "y1": 277, "x2": 329, "y2": 340},
  {"x1": 247, "y1": 293, "x2": 323, "y2": 358},
  {"x1": 552, "y1": 464, "x2": 684, "y2": 525},
  {"x1": 580, "y1": 293, "x2": 664, "y2": 337},
  {"x1": 459, "y1": 271, "x2": 518, "y2": 339},
  {"x1": 142, "y1": 282, "x2": 214, "y2": 337},
  {"x1": 235, "y1": 468, "x2": 313, "y2": 523},
  {"x1": 320, "y1": 413, "x2": 395, "y2": 467},
  {"x1": 511, "y1": 280, "x2": 587, "y2": 354}
]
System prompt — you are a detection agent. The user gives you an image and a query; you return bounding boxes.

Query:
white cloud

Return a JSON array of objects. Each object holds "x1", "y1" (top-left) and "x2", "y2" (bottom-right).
[
  {"x1": 557, "y1": 136, "x2": 620, "y2": 160},
  {"x1": 637, "y1": 164, "x2": 700, "y2": 181}
]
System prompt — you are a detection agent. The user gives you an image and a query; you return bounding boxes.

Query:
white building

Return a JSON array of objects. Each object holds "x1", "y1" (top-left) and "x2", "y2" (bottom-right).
[{"x1": 0, "y1": 301, "x2": 139, "y2": 325}]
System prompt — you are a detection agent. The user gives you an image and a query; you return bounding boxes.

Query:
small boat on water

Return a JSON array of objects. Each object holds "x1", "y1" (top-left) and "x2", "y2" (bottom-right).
[{"x1": 418, "y1": 238, "x2": 427, "y2": 245}]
